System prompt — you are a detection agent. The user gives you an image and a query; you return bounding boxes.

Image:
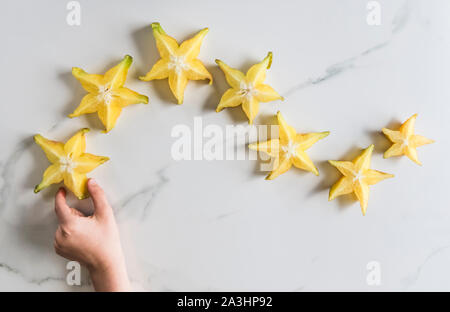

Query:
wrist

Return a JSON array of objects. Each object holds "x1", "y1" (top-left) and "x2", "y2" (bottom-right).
[{"x1": 88, "y1": 254, "x2": 130, "y2": 292}]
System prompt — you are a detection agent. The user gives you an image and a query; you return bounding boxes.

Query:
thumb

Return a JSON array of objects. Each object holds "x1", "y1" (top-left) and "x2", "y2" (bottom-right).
[
  {"x1": 87, "y1": 178, "x2": 112, "y2": 219},
  {"x1": 55, "y1": 188, "x2": 74, "y2": 224}
]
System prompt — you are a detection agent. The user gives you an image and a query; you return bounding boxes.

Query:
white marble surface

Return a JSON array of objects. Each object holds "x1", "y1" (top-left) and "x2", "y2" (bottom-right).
[{"x1": 0, "y1": 0, "x2": 449, "y2": 291}]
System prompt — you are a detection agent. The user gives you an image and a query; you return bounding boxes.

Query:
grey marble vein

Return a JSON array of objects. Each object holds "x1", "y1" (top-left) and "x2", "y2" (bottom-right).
[
  {"x1": 392, "y1": 0, "x2": 411, "y2": 34},
  {"x1": 0, "y1": 261, "x2": 64, "y2": 286},
  {"x1": 115, "y1": 167, "x2": 170, "y2": 220},
  {"x1": 403, "y1": 244, "x2": 450, "y2": 289},
  {"x1": 215, "y1": 209, "x2": 241, "y2": 221},
  {"x1": 282, "y1": 40, "x2": 387, "y2": 97},
  {"x1": 0, "y1": 138, "x2": 34, "y2": 212},
  {"x1": 283, "y1": 0, "x2": 411, "y2": 97}
]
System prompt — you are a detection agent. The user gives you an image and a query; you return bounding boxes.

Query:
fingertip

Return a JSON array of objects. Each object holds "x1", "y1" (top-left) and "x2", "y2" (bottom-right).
[
  {"x1": 55, "y1": 188, "x2": 72, "y2": 223},
  {"x1": 87, "y1": 179, "x2": 111, "y2": 218},
  {"x1": 55, "y1": 187, "x2": 66, "y2": 200},
  {"x1": 88, "y1": 178, "x2": 97, "y2": 187},
  {"x1": 87, "y1": 178, "x2": 106, "y2": 200}
]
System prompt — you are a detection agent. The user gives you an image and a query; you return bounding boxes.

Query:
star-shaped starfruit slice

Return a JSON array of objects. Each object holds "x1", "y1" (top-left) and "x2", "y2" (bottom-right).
[
  {"x1": 69, "y1": 55, "x2": 149, "y2": 133},
  {"x1": 216, "y1": 52, "x2": 283, "y2": 124},
  {"x1": 139, "y1": 23, "x2": 212, "y2": 104},
  {"x1": 34, "y1": 128, "x2": 109, "y2": 199},
  {"x1": 328, "y1": 145, "x2": 394, "y2": 216},
  {"x1": 249, "y1": 111, "x2": 329, "y2": 179},
  {"x1": 382, "y1": 114, "x2": 434, "y2": 165}
]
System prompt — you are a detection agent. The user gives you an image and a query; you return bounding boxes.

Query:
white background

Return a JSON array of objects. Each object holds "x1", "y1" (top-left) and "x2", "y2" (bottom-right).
[{"x1": 0, "y1": 0, "x2": 449, "y2": 291}]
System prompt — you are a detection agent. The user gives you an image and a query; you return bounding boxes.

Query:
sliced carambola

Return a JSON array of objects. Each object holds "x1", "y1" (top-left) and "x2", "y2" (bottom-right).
[
  {"x1": 328, "y1": 145, "x2": 393, "y2": 216},
  {"x1": 34, "y1": 128, "x2": 109, "y2": 199},
  {"x1": 382, "y1": 114, "x2": 434, "y2": 165},
  {"x1": 216, "y1": 52, "x2": 283, "y2": 124},
  {"x1": 140, "y1": 23, "x2": 212, "y2": 104},
  {"x1": 70, "y1": 55, "x2": 149, "y2": 133},
  {"x1": 249, "y1": 111, "x2": 329, "y2": 179}
]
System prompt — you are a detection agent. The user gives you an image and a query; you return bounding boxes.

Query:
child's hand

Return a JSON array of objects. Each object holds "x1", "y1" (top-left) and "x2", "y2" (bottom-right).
[{"x1": 54, "y1": 179, "x2": 130, "y2": 292}]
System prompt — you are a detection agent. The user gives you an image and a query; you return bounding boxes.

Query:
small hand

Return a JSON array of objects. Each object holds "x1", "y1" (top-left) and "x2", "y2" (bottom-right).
[{"x1": 54, "y1": 179, "x2": 130, "y2": 291}]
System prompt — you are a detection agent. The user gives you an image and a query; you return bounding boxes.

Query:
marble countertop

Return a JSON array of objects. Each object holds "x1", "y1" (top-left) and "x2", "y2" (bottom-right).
[{"x1": 0, "y1": 0, "x2": 449, "y2": 291}]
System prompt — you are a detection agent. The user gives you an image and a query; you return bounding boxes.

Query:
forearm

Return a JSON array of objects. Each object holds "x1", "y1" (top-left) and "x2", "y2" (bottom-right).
[
  {"x1": 54, "y1": 181, "x2": 131, "y2": 292},
  {"x1": 89, "y1": 256, "x2": 131, "y2": 292}
]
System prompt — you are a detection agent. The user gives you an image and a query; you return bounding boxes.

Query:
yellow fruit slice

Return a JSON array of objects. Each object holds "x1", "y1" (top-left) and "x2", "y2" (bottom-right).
[
  {"x1": 216, "y1": 52, "x2": 283, "y2": 124},
  {"x1": 382, "y1": 114, "x2": 434, "y2": 165},
  {"x1": 328, "y1": 145, "x2": 394, "y2": 216},
  {"x1": 249, "y1": 111, "x2": 329, "y2": 179},
  {"x1": 69, "y1": 55, "x2": 149, "y2": 133},
  {"x1": 34, "y1": 128, "x2": 109, "y2": 199},
  {"x1": 140, "y1": 23, "x2": 212, "y2": 104}
]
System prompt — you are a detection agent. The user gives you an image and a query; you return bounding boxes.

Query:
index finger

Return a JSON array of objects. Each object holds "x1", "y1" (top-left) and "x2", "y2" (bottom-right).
[{"x1": 54, "y1": 188, "x2": 73, "y2": 224}]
